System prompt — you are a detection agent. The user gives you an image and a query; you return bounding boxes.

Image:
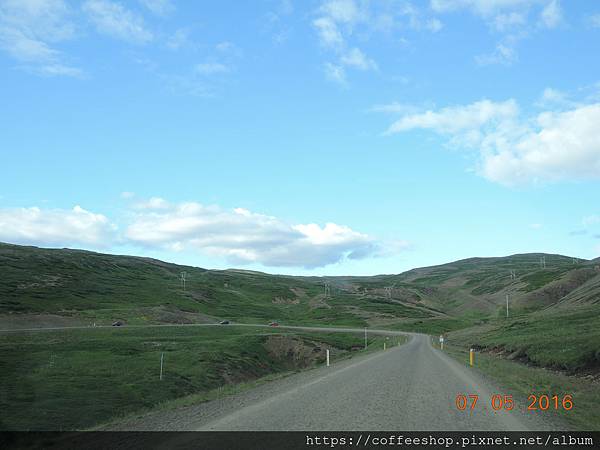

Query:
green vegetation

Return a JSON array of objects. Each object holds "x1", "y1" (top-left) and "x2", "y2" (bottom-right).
[
  {"x1": 3, "y1": 243, "x2": 600, "y2": 430},
  {"x1": 0, "y1": 325, "x2": 386, "y2": 431},
  {"x1": 447, "y1": 308, "x2": 600, "y2": 372},
  {"x1": 443, "y1": 344, "x2": 600, "y2": 430}
]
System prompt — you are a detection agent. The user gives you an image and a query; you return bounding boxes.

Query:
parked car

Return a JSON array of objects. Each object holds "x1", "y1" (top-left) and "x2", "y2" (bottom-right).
[
  {"x1": 269, "y1": 321, "x2": 279, "y2": 327},
  {"x1": 112, "y1": 321, "x2": 123, "y2": 327},
  {"x1": 219, "y1": 320, "x2": 230, "y2": 325}
]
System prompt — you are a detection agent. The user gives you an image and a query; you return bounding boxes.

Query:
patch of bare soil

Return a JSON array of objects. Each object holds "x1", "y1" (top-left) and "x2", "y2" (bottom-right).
[
  {"x1": 0, "y1": 313, "x2": 87, "y2": 330},
  {"x1": 272, "y1": 297, "x2": 300, "y2": 305},
  {"x1": 308, "y1": 293, "x2": 331, "y2": 309},
  {"x1": 264, "y1": 335, "x2": 344, "y2": 369},
  {"x1": 144, "y1": 307, "x2": 217, "y2": 324}
]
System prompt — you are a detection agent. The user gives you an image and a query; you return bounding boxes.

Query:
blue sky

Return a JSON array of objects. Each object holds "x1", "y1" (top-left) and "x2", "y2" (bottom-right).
[{"x1": 1, "y1": 0, "x2": 600, "y2": 275}]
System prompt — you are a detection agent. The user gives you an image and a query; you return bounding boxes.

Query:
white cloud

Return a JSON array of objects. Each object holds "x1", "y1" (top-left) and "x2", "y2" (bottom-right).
[
  {"x1": 0, "y1": 205, "x2": 116, "y2": 247},
  {"x1": 138, "y1": 0, "x2": 173, "y2": 16},
  {"x1": 319, "y1": 0, "x2": 363, "y2": 25},
  {"x1": 431, "y1": 1, "x2": 561, "y2": 64},
  {"x1": 493, "y1": 11, "x2": 526, "y2": 30},
  {"x1": 540, "y1": 0, "x2": 562, "y2": 28},
  {"x1": 312, "y1": 1, "x2": 444, "y2": 84},
  {"x1": 475, "y1": 43, "x2": 517, "y2": 65},
  {"x1": 369, "y1": 102, "x2": 423, "y2": 115},
  {"x1": 431, "y1": 0, "x2": 541, "y2": 17},
  {"x1": 535, "y1": 87, "x2": 574, "y2": 108},
  {"x1": 37, "y1": 62, "x2": 83, "y2": 77},
  {"x1": 324, "y1": 62, "x2": 347, "y2": 86},
  {"x1": 385, "y1": 99, "x2": 519, "y2": 135},
  {"x1": 134, "y1": 196, "x2": 170, "y2": 210},
  {"x1": 216, "y1": 41, "x2": 234, "y2": 52},
  {"x1": 0, "y1": 0, "x2": 81, "y2": 76},
  {"x1": 383, "y1": 97, "x2": 600, "y2": 186},
  {"x1": 340, "y1": 47, "x2": 377, "y2": 71},
  {"x1": 83, "y1": 0, "x2": 153, "y2": 44},
  {"x1": 195, "y1": 62, "x2": 229, "y2": 75},
  {"x1": 166, "y1": 28, "x2": 189, "y2": 50},
  {"x1": 120, "y1": 191, "x2": 135, "y2": 199},
  {"x1": 313, "y1": 16, "x2": 344, "y2": 49},
  {"x1": 425, "y1": 18, "x2": 443, "y2": 32},
  {"x1": 125, "y1": 200, "x2": 393, "y2": 268}
]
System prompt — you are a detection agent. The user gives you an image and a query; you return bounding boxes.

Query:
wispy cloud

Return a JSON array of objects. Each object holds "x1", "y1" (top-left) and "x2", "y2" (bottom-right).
[
  {"x1": 0, "y1": 0, "x2": 82, "y2": 76},
  {"x1": 540, "y1": 0, "x2": 562, "y2": 28},
  {"x1": 324, "y1": 62, "x2": 347, "y2": 87},
  {"x1": 431, "y1": 0, "x2": 563, "y2": 65},
  {"x1": 195, "y1": 62, "x2": 230, "y2": 75},
  {"x1": 166, "y1": 28, "x2": 190, "y2": 50},
  {"x1": 83, "y1": 0, "x2": 153, "y2": 44},
  {"x1": 138, "y1": 0, "x2": 174, "y2": 16},
  {"x1": 476, "y1": 43, "x2": 517, "y2": 66}
]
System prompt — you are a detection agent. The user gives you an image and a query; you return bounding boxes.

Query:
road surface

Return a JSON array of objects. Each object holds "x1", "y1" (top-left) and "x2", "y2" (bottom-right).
[{"x1": 109, "y1": 330, "x2": 560, "y2": 431}]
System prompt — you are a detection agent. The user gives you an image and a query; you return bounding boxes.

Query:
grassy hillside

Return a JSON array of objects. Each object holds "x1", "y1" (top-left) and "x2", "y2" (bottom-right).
[
  {"x1": 0, "y1": 243, "x2": 442, "y2": 329},
  {"x1": 3, "y1": 242, "x2": 600, "y2": 430},
  {"x1": 2, "y1": 243, "x2": 599, "y2": 334},
  {"x1": 0, "y1": 325, "x2": 389, "y2": 431}
]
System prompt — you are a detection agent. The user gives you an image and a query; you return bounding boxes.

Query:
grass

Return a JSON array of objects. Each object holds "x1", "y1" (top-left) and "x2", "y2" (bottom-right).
[
  {"x1": 443, "y1": 344, "x2": 600, "y2": 430},
  {"x1": 447, "y1": 308, "x2": 600, "y2": 372},
  {"x1": 0, "y1": 325, "x2": 390, "y2": 431}
]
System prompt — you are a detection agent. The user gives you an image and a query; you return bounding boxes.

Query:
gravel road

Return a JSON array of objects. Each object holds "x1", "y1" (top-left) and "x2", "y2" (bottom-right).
[{"x1": 108, "y1": 329, "x2": 562, "y2": 431}]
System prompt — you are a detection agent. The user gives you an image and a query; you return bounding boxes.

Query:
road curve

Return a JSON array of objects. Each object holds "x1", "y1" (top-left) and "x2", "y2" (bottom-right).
[{"x1": 109, "y1": 329, "x2": 560, "y2": 431}]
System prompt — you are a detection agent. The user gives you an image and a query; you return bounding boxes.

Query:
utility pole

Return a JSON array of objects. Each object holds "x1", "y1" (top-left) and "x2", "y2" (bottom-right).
[
  {"x1": 324, "y1": 282, "x2": 331, "y2": 298},
  {"x1": 506, "y1": 294, "x2": 509, "y2": 318},
  {"x1": 180, "y1": 272, "x2": 187, "y2": 291}
]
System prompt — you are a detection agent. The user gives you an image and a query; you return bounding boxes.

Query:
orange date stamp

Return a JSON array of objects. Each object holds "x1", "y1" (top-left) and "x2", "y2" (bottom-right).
[{"x1": 455, "y1": 393, "x2": 573, "y2": 411}]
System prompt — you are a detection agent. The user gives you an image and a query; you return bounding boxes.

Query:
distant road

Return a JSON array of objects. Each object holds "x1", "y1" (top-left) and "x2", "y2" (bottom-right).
[
  {"x1": 106, "y1": 330, "x2": 560, "y2": 431},
  {"x1": 0, "y1": 322, "x2": 403, "y2": 334}
]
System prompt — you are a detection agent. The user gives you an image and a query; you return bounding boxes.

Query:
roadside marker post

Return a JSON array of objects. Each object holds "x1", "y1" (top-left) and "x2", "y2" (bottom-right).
[
  {"x1": 439, "y1": 335, "x2": 444, "y2": 350},
  {"x1": 364, "y1": 328, "x2": 367, "y2": 350},
  {"x1": 384, "y1": 342, "x2": 386, "y2": 351},
  {"x1": 326, "y1": 349, "x2": 330, "y2": 367},
  {"x1": 160, "y1": 352, "x2": 164, "y2": 380},
  {"x1": 469, "y1": 348, "x2": 474, "y2": 367}
]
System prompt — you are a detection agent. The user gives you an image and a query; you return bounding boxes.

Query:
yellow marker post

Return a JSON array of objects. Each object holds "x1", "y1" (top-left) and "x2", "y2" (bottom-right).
[{"x1": 469, "y1": 348, "x2": 474, "y2": 367}]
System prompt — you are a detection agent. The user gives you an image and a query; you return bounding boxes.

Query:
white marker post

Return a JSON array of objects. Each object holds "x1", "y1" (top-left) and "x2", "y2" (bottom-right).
[
  {"x1": 160, "y1": 352, "x2": 164, "y2": 380},
  {"x1": 439, "y1": 335, "x2": 444, "y2": 350},
  {"x1": 326, "y1": 349, "x2": 330, "y2": 367},
  {"x1": 384, "y1": 342, "x2": 386, "y2": 350}
]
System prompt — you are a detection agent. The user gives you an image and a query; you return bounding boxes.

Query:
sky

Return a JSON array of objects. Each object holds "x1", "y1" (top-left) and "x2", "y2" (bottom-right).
[{"x1": 1, "y1": 0, "x2": 600, "y2": 276}]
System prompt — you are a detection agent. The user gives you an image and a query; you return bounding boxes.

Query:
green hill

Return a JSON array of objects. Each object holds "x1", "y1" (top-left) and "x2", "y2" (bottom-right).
[{"x1": 1, "y1": 242, "x2": 599, "y2": 335}]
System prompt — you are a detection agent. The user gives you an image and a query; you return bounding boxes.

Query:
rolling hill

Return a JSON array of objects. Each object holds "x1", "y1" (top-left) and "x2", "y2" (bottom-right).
[{"x1": 2, "y1": 242, "x2": 599, "y2": 335}]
